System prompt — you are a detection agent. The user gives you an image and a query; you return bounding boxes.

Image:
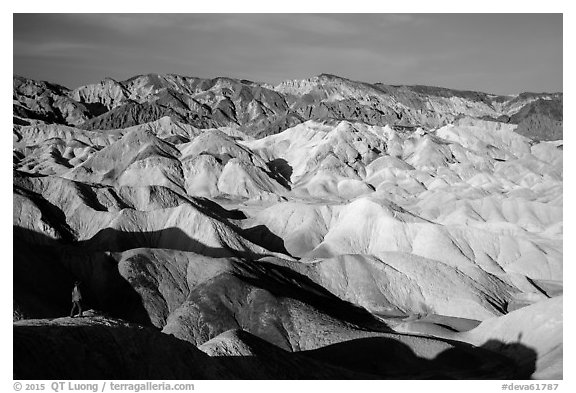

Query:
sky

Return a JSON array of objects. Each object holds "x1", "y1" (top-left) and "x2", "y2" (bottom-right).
[{"x1": 13, "y1": 13, "x2": 563, "y2": 94}]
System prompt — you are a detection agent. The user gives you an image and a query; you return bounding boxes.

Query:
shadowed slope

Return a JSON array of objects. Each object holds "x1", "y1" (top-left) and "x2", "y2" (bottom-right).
[
  {"x1": 199, "y1": 329, "x2": 375, "y2": 379},
  {"x1": 14, "y1": 317, "x2": 535, "y2": 380},
  {"x1": 13, "y1": 227, "x2": 153, "y2": 325},
  {"x1": 162, "y1": 258, "x2": 392, "y2": 350},
  {"x1": 302, "y1": 335, "x2": 530, "y2": 379},
  {"x1": 458, "y1": 296, "x2": 562, "y2": 379},
  {"x1": 14, "y1": 316, "x2": 234, "y2": 379}
]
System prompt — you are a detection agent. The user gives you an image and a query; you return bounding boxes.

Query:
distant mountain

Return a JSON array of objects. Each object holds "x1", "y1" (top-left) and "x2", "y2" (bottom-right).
[
  {"x1": 14, "y1": 73, "x2": 562, "y2": 140},
  {"x1": 13, "y1": 75, "x2": 95, "y2": 126}
]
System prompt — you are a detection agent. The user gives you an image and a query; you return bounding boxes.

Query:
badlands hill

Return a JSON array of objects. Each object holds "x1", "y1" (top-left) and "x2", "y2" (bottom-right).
[
  {"x1": 14, "y1": 73, "x2": 562, "y2": 140},
  {"x1": 13, "y1": 73, "x2": 562, "y2": 379}
]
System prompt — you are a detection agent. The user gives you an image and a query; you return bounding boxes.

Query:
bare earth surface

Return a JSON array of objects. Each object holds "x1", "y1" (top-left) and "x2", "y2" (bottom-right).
[{"x1": 13, "y1": 74, "x2": 562, "y2": 379}]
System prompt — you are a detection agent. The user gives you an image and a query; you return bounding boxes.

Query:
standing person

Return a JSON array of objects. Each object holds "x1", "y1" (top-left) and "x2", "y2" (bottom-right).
[{"x1": 70, "y1": 281, "x2": 83, "y2": 317}]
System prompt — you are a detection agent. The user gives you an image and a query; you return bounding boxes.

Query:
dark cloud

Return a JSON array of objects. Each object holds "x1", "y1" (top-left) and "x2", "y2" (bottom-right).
[{"x1": 13, "y1": 13, "x2": 562, "y2": 93}]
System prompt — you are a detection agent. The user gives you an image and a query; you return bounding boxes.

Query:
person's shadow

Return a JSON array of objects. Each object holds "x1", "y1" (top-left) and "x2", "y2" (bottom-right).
[
  {"x1": 302, "y1": 335, "x2": 539, "y2": 379},
  {"x1": 479, "y1": 334, "x2": 538, "y2": 379}
]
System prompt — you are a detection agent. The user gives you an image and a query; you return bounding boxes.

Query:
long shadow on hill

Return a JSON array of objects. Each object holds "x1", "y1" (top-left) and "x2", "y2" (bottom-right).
[
  {"x1": 240, "y1": 225, "x2": 293, "y2": 257},
  {"x1": 76, "y1": 227, "x2": 263, "y2": 258},
  {"x1": 232, "y1": 261, "x2": 389, "y2": 332},
  {"x1": 298, "y1": 336, "x2": 537, "y2": 379},
  {"x1": 478, "y1": 338, "x2": 538, "y2": 378},
  {"x1": 14, "y1": 173, "x2": 292, "y2": 258},
  {"x1": 13, "y1": 231, "x2": 75, "y2": 319},
  {"x1": 13, "y1": 321, "x2": 230, "y2": 380},
  {"x1": 14, "y1": 223, "x2": 294, "y2": 327},
  {"x1": 190, "y1": 197, "x2": 293, "y2": 256},
  {"x1": 192, "y1": 197, "x2": 247, "y2": 220},
  {"x1": 14, "y1": 224, "x2": 292, "y2": 326},
  {"x1": 267, "y1": 158, "x2": 293, "y2": 190},
  {"x1": 177, "y1": 258, "x2": 392, "y2": 351},
  {"x1": 13, "y1": 317, "x2": 538, "y2": 379},
  {"x1": 13, "y1": 227, "x2": 152, "y2": 326},
  {"x1": 13, "y1": 184, "x2": 76, "y2": 242},
  {"x1": 14, "y1": 227, "x2": 538, "y2": 379},
  {"x1": 83, "y1": 102, "x2": 109, "y2": 117}
]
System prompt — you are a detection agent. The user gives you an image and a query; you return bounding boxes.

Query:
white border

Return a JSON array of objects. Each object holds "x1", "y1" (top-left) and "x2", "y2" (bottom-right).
[{"x1": 3, "y1": 3, "x2": 572, "y2": 391}]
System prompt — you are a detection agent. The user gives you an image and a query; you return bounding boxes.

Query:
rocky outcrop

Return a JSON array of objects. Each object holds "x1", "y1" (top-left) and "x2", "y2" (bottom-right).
[
  {"x1": 13, "y1": 76, "x2": 94, "y2": 126},
  {"x1": 14, "y1": 74, "x2": 562, "y2": 139}
]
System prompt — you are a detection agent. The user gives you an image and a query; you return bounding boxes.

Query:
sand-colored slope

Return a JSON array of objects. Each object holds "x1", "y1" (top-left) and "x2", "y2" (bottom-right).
[
  {"x1": 180, "y1": 130, "x2": 288, "y2": 199},
  {"x1": 14, "y1": 175, "x2": 288, "y2": 261},
  {"x1": 62, "y1": 128, "x2": 185, "y2": 191},
  {"x1": 242, "y1": 120, "x2": 386, "y2": 197},
  {"x1": 284, "y1": 253, "x2": 517, "y2": 320}
]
